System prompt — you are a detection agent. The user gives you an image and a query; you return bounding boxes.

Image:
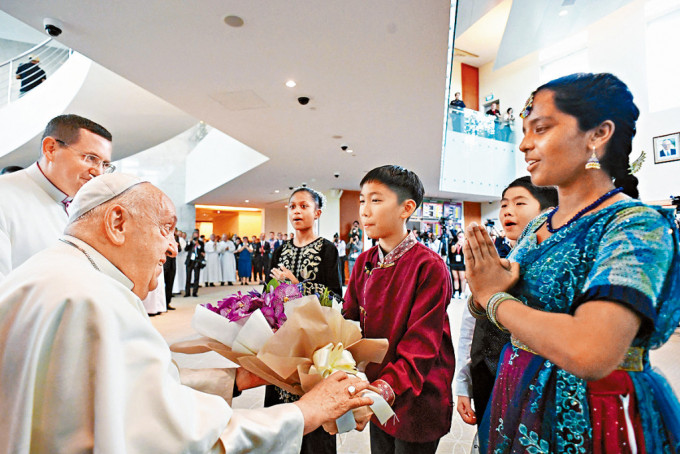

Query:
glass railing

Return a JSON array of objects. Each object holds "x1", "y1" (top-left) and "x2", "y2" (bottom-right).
[
  {"x1": 0, "y1": 38, "x2": 72, "y2": 107},
  {"x1": 447, "y1": 106, "x2": 518, "y2": 144}
]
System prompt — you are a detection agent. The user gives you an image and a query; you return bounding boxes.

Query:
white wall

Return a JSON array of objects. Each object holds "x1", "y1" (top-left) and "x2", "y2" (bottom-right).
[
  {"x1": 115, "y1": 127, "x2": 198, "y2": 233},
  {"x1": 477, "y1": 0, "x2": 680, "y2": 202},
  {"x1": 0, "y1": 38, "x2": 35, "y2": 62},
  {"x1": 264, "y1": 207, "x2": 288, "y2": 235},
  {"x1": 451, "y1": 61, "x2": 462, "y2": 96},
  {"x1": 318, "y1": 190, "x2": 341, "y2": 242},
  {"x1": 185, "y1": 128, "x2": 269, "y2": 203},
  {"x1": 441, "y1": 131, "x2": 517, "y2": 198},
  {"x1": 481, "y1": 200, "x2": 501, "y2": 229}
]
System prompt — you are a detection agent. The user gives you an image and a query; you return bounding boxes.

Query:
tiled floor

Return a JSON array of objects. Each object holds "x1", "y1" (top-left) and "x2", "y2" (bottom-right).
[{"x1": 153, "y1": 284, "x2": 680, "y2": 454}]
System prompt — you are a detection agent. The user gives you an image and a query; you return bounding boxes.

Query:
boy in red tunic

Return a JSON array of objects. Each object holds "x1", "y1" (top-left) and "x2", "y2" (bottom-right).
[{"x1": 343, "y1": 165, "x2": 455, "y2": 453}]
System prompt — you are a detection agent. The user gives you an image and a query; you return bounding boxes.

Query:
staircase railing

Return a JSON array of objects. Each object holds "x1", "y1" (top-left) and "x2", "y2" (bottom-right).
[{"x1": 0, "y1": 38, "x2": 72, "y2": 107}]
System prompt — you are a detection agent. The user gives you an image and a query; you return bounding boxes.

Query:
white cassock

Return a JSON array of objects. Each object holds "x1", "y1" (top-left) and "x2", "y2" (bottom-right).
[
  {"x1": 0, "y1": 163, "x2": 69, "y2": 281},
  {"x1": 174, "y1": 236, "x2": 188, "y2": 293},
  {"x1": 0, "y1": 236, "x2": 304, "y2": 453},
  {"x1": 218, "y1": 240, "x2": 237, "y2": 282},
  {"x1": 204, "y1": 240, "x2": 221, "y2": 284},
  {"x1": 142, "y1": 270, "x2": 166, "y2": 314}
]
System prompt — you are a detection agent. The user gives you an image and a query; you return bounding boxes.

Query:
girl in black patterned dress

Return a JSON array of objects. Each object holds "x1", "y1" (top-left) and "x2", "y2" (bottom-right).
[{"x1": 265, "y1": 187, "x2": 342, "y2": 454}]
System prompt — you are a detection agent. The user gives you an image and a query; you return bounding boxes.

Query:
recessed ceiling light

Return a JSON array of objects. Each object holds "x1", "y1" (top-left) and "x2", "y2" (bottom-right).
[
  {"x1": 224, "y1": 15, "x2": 244, "y2": 27},
  {"x1": 245, "y1": 199, "x2": 249, "y2": 203},
  {"x1": 274, "y1": 190, "x2": 280, "y2": 193},
  {"x1": 559, "y1": 9, "x2": 568, "y2": 16},
  {"x1": 285, "y1": 80, "x2": 296, "y2": 88},
  {"x1": 346, "y1": 148, "x2": 354, "y2": 153}
]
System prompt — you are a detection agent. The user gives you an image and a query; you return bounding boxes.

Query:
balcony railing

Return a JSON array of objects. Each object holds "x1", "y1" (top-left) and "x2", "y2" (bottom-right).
[
  {"x1": 0, "y1": 38, "x2": 72, "y2": 107},
  {"x1": 448, "y1": 107, "x2": 517, "y2": 144}
]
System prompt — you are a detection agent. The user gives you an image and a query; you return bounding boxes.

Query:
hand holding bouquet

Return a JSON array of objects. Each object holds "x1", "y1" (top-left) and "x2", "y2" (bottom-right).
[{"x1": 171, "y1": 280, "x2": 394, "y2": 433}]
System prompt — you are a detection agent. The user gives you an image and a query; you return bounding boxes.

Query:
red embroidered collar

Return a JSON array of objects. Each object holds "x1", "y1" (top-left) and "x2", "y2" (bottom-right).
[{"x1": 378, "y1": 232, "x2": 418, "y2": 266}]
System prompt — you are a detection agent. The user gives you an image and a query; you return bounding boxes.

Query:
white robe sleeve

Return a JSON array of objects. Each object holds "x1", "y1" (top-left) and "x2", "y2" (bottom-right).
[
  {"x1": 0, "y1": 264, "x2": 302, "y2": 454},
  {"x1": 0, "y1": 215, "x2": 10, "y2": 281},
  {"x1": 454, "y1": 307, "x2": 476, "y2": 397},
  {"x1": 178, "y1": 369, "x2": 304, "y2": 453},
  {"x1": 179, "y1": 367, "x2": 237, "y2": 404},
  {"x1": 218, "y1": 404, "x2": 304, "y2": 454}
]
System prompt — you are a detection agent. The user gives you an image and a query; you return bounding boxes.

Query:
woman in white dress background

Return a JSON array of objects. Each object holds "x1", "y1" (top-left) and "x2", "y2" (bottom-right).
[{"x1": 218, "y1": 233, "x2": 236, "y2": 285}]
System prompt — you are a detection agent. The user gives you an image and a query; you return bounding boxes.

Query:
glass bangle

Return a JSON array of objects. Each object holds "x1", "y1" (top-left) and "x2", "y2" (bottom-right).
[{"x1": 467, "y1": 294, "x2": 486, "y2": 319}]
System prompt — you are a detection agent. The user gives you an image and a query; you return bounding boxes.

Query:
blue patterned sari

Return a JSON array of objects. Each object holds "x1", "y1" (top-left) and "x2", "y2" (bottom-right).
[{"x1": 480, "y1": 199, "x2": 680, "y2": 453}]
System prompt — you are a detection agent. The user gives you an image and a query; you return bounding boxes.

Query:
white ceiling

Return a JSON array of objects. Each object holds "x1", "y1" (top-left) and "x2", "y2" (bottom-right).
[
  {"x1": 0, "y1": 58, "x2": 198, "y2": 169},
  {"x1": 1, "y1": 1, "x2": 471, "y2": 206},
  {"x1": 454, "y1": 0, "x2": 512, "y2": 67},
  {"x1": 0, "y1": 10, "x2": 45, "y2": 45}
]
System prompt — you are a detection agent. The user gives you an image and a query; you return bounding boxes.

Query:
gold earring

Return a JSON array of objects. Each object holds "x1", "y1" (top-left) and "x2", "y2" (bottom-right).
[{"x1": 586, "y1": 146, "x2": 601, "y2": 170}]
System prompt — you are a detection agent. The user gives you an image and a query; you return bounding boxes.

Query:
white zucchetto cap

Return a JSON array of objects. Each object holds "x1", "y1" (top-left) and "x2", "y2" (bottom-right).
[{"x1": 68, "y1": 173, "x2": 149, "y2": 223}]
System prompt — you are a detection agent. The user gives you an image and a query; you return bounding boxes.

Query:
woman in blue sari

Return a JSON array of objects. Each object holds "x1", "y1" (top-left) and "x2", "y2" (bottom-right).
[{"x1": 464, "y1": 73, "x2": 680, "y2": 453}]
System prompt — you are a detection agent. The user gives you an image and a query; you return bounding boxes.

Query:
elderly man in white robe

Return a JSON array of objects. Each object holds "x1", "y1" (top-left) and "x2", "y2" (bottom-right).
[
  {"x1": 0, "y1": 173, "x2": 373, "y2": 453},
  {"x1": 218, "y1": 233, "x2": 237, "y2": 285},
  {"x1": 204, "y1": 233, "x2": 221, "y2": 287},
  {"x1": 0, "y1": 114, "x2": 113, "y2": 281}
]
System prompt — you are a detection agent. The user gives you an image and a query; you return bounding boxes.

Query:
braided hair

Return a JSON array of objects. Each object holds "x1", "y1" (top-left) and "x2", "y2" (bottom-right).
[
  {"x1": 289, "y1": 187, "x2": 326, "y2": 210},
  {"x1": 536, "y1": 73, "x2": 640, "y2": 198}
]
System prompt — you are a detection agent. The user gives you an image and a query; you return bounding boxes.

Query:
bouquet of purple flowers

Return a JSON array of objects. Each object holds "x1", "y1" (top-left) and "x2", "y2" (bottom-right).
[
  {"x1": 203, "y1": 280, "x2": 302, "y2": 330},
  {"x1": 191, "y1": 279, "x2": 334, "y2": 355}
]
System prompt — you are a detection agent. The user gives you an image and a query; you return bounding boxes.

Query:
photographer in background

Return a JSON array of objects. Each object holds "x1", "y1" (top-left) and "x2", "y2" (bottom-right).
[
  {"x1": 438, "y1": 217, "x2": 455, "y2": 263},
  {"x1": 348, "y1": 220, "x2": 362, "y2": 244},
  {"x1": 484, "y1": 219, "x2": 512, "y2": 259},
  {"x1": 347, "y1": 232, "x2": 363, "y2": 280},
  {"x1": 184, "y1": 229, "x2": 204, "y2": 297}
]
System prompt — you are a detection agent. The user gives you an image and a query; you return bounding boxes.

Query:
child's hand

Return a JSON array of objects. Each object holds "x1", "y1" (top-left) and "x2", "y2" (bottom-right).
[
  {"x1": 271, "y1": 265, "x2": 299, "y2": 284},
  {"x1": 463, "y1": 223, "x2": 519, "y2": 307},
  {"x1": 353, "y1": 404, "x2": 373, "y2": 431},
  {"x1": 456, "y1": 395, "x2": 477, "y2": 425},
  {"x1": 236, "y1": 368, "x2": 269, "y2": 390}
]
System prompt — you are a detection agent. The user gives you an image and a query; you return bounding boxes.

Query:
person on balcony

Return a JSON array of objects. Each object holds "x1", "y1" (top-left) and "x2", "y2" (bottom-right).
[
  {"x1": 485, "y1": 102, "x2": 501, "y2": 119},
  {"x1": 0, "y1": 114, "x2": 113, "y2": 281},
  {"x1": 501, "y1": 107, "x2": 516, "y2": 142},
  {"x1": 15, "y1": 55, "x2": 46, "y2": 96},
  {"x1": 449, "y1": 91, "x2": 466, "y2": 109},
  {"x1": 449, "y1": 92, "x2": 466, "y2": 132},
  {"x1": 486, "y1": 102, "x2": 502, "y2": 140}
]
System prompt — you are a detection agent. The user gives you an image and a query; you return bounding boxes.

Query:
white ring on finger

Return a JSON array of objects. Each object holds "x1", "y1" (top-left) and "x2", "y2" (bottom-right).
[{"x1": 347, "y1": 385, "x2": 356, "y2": 396}]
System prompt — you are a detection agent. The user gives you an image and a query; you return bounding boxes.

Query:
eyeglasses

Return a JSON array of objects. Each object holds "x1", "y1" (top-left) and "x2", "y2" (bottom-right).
[
  {"x1": 136, "y1": 212, "x2": 176, "y2": 241},
  {"x1": 56, "y1": 139, "x2": 115, "y2": 174}
]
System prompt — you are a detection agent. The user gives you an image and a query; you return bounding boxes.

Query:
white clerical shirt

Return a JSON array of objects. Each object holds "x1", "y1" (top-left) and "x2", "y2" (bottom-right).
[
  {"x1": 0, "y1": 163, "x2": 69, "y2": 281},
  {"x1": 0, "y1": 236, "x2": 303, "y2": 453}
]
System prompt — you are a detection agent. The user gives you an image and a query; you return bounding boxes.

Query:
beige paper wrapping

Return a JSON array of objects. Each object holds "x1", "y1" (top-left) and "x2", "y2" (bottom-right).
[{"x1": 171, "y1": 297, "x2": 388, "y2": 398}]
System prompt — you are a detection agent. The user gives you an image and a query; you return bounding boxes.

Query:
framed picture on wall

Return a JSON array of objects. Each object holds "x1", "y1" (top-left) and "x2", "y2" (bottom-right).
[{"x1": 653, "y1": 132, "x2": 680, "y2": 164}]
